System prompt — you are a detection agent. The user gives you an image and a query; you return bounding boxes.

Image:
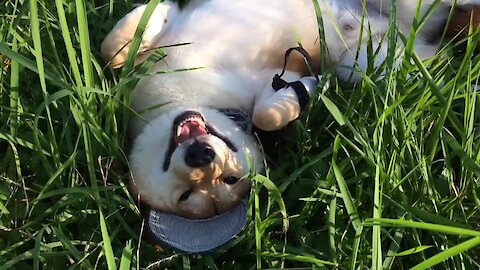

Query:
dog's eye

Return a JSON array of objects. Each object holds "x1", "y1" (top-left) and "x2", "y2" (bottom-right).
[
  {"x1": 178, "y1": 189, "x2": 192, "y2": 202},
  {"x1": 223, "y1": 176, "x2": 240, "y2": 185}
]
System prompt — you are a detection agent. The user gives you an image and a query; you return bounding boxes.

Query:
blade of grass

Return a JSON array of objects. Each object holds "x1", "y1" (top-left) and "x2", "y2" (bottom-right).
[
  {"x1": 0, "y1": 250, "x2": 35, "y2": 270},
  {"x1": 29, "y1": 152, "x2": 77, "y2": 216},
  {"x1": 203, "y1": 256, "x2": 219, "y2": 270},
  {"x1": 332, "y1": 135, "x2": 361, "y2": 233},
  {"x1": 392, "y1": 245, "x2": 433, "y2": 257},
  {"x1": 30, "y1": 0, "x2": 60, "y2": 173},
  {"x1": 54, "y1": 0, "x2": 83, "y2": 87},
  {"x1": 383, "y1": 230, "x2": 404, "y2": 269},
  {"x1": 33, "y1": 227, "x2": 45, "y2": 270},
  {"x1": 328, "y1": 191, "x2": 337, "y2": 263},
  {"x1": 372, "y1": 156, "x2": 382, "y2": 270},
  {"x1": 252, "y1": 174, "x2": 289, "y2": 231},
  {"x1": 0, "y1": 42, "x2": 69, "y2": 89},
  {"x1": 321, "y1": 95, "x2": 346, "y2": 126},
  {"x1": 9, "y1": 35, "x2": 19, "y2": 137},
  {"x1": 350, "y1": 227, "x2": 363, "y2": 270},
  {"x1": 119, "y1": 240, "x2": 132, "y2": 270},
  {"x1": 261, "y1": 252, "x2": 336, "y2": 266},
  {"x1": 254, "y1": 179, "x2": 262, "y2": 269},
  {"x1": 364, "y1": 218, "x2": 480, "y2": 237},
  {"x1": 182, "y1": 255, "x2": 191, "y2": 270},
  {"x1": 52, "y1": 226, "x2": 93, "y2": 268},
  {"x1": 99, "y1": 209, "x2": 117, "y2": 270},
  {"x1": 410, "y1": 237, "x2": 480, "y2": 270},
  {"x1": 75, "y1": 0, "x2": 93, "y2": 88}
]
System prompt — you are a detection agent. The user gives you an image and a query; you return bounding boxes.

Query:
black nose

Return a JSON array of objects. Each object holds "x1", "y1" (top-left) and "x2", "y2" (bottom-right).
[{"x1": 184, "y1": 141, "x2": 216, "y2": 167}]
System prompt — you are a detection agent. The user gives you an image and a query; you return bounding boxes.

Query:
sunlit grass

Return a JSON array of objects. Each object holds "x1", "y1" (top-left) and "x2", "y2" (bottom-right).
[{"x1": 1, "y1": 0, "x2": 479, "y2": 269}]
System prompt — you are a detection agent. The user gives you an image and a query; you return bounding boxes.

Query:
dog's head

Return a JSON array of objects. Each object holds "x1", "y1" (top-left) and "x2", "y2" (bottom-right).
[{"x1": 129, "y1": 108, "x2": 263, "y2": 219}]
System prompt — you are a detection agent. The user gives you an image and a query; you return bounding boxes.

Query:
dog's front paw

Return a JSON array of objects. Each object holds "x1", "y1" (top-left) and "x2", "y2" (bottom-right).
[
  {"x1": 253, "y1": 76, "x2": 319, "y2": 131},
  {"x1": 101, "y1": 3, "x2": 172, "y2": 68}
]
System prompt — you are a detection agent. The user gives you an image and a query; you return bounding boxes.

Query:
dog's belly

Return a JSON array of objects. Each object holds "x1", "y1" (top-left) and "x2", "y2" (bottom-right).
[
  {"x1": 130, "y1": 0, "x2": 321, "y2": 132},
  {"x1": 128, "y1": 0, "x2": 455, "y2": 133}
]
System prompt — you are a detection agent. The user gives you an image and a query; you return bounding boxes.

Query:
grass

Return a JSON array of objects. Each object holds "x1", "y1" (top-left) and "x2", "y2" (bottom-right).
[{"x1": 1, "y1": 0, "x2": 480, "y2": 269}]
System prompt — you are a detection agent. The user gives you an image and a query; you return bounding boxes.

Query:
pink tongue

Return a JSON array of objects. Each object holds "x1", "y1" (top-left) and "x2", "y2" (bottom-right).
[{"x1": 176, "y1": 121, "x2": 208, "y2": 143}]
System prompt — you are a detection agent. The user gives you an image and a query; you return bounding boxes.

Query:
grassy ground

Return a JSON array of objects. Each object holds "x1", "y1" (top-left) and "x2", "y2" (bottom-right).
[{"x1": 1, "y1": 0, "x2": 480, "y2": 269}]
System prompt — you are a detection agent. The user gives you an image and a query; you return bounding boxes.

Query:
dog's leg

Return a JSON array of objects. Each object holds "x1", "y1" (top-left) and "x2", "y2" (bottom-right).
[
  {"x1": 101, "y1": 2, "x2": 174, "y2": 68},
  {"x1": 253, "y1": 73, "x2": 319, "y2": 131}
]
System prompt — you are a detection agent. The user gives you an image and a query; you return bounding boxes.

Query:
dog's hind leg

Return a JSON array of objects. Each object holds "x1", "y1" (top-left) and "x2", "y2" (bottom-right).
[
  {"x1": 101, "y1": 2, "x2": 174, "y2": 68},
  {"x1": 253, "y1": 72, "x2": 319, "y2": 131}
]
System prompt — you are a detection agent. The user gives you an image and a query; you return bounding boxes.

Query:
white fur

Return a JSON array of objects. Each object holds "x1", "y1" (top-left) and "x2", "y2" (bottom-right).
[{"x1": 102, "y1": 0, "x2": 469, "y2": 218}]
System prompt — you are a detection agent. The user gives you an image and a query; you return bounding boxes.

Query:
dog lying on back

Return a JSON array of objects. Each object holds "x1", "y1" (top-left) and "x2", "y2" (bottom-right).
[{"x1": 102, "y1": 0, "x2": 479, "y2": 219}]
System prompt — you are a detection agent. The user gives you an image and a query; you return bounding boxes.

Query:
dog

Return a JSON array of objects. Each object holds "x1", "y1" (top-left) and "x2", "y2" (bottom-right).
[{"x1": 101, "y1": 0, "x2": 479, "y2": 251}]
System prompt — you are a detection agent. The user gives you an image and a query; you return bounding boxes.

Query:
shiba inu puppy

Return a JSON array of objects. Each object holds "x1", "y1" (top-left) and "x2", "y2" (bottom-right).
[{"x1": 102, "y1": 0, "x2": 479, "y2": 252}]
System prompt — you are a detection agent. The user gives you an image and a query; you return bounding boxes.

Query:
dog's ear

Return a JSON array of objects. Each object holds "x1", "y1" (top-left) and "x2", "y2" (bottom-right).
[
  {"x1": 101, "y1": 3, "x2": 173, "y2": 69},
  {"x1": 447, "y1": 5, "x2": 480, "y2": 48}
]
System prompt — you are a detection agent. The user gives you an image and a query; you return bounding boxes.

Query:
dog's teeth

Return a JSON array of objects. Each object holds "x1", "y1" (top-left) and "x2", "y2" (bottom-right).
[{"x1": 176, "y1": 115, "x2": 205, "y2": 136}]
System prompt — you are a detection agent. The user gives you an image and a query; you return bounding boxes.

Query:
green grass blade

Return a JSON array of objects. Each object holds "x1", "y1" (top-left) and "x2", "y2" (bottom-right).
[
  {"x1": 204, "y1": 256, "x2": 219, "y2": 270},
  {"x1": 254, "y1": 180, "x2": 262, "y2": 269},
  {"x1": 321, "y1": 95, "x2": 346, "y2": 126},
  {"x1": 51, "y1": 226, "x2": 93, "y2": 268},
  {"x1": 328, "y1": 193, "x2": 337, "y2": 263},
  {"x1": 364, "y1": 218, "x2": 480, "y2": 237},
  {"x1": 9, "y1": 36, "x2": 19, "y2": 136},
  {"x1": 119, "y1": 240, "x2": 132, "y2": 270},
  {"x1": 372, "y1": 159, "x2": 382, "y2": 269},
  {"x1": 0, "y1": 42, "x2": 69, "y2": 89},
  {"x1": 393, "y1": 245, "x2": 433, "y2": 257},
  {"x1": 30, "y1": 152, "x2": 77, "y2": 215},
  {"x1": 99, "y1": 209, "x2": 117, "y2": 270},
  {"x1": 54, "y1": 0, "x2": 83, "y2": 86},
  {"x1": 410, "y1": 237, "x2": 480, "y2": 270},
  {"x1": 332, "y1": 136, "x2": 361, "y2": 233},
  {"x1": 29, "y1": 0, "x2": 47, "y2": 95},
  {"x1": 33, "y1": 227, "x2": 45, "y2": 270},
  {"x1": 252, "y1": 174, "x2": 289, "y2": 231},
  {"x1": 29, "y1": 0, "x2": 60, "y2": 173},
  {"x1": 261, "y1": 252, "x2": 337, "y2": 266},
  {"x1": 75, "y1": 0, "x2": 93, "y2": 88},
  {"x1": 182, "y1": 255, "x2": 191, "y2": 270}
]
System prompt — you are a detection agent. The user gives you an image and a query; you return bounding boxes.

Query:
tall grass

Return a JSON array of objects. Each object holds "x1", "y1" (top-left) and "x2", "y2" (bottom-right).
[{"x1": 1, "y1": 0, "x2": 479, "y2": 269}]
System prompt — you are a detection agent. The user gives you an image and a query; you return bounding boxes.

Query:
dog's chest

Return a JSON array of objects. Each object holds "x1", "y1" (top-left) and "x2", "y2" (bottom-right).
[{"x1": 131, "y1": 1, "x2": 319, "y2": 117}]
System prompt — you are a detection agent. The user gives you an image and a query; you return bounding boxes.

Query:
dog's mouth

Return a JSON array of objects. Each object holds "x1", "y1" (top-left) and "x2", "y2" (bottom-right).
[
  {"x1": 163, "y1": 110, "x2": 238, "y2": 171},
  {"x1": 174, "y1": 111, "x2": 208, "y2": 144}
]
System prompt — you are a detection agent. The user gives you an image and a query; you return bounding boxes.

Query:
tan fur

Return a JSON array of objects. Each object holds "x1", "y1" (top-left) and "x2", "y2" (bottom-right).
[{"x1": 447, "y1": 5, "x2": 480, "y2": 48}]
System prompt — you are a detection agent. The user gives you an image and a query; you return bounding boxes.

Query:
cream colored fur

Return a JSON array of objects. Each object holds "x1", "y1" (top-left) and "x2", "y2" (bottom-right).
[{"x1": 101, "y1": 0, "x2": 474, "y2": 219}]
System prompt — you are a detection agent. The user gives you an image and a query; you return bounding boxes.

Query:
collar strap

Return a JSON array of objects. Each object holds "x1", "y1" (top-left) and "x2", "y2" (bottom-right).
[{"x1": 217, "y1": 108, "x2": 253, "y2": 134}]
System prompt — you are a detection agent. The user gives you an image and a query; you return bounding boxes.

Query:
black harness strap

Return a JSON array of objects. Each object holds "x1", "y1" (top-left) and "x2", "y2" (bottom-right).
[
  {"x1": 289, "y1": 80, "x2": 310, "y2": 111},
  {"x1": 271, "y1": 47, "x2": 319, "y2": 111}
]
